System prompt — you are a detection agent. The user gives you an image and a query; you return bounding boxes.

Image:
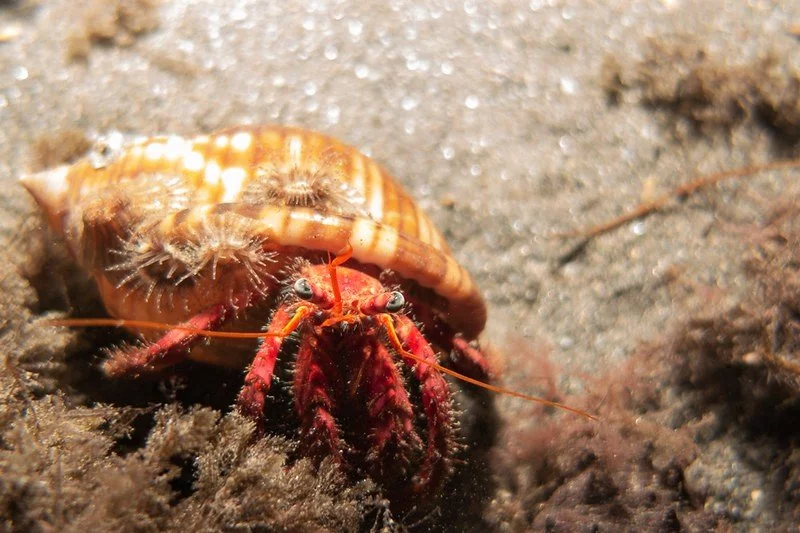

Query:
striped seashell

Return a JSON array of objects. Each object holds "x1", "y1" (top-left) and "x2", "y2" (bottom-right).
[{"x1": 21, "y1": 125, "x2": 486, "y2": 341}]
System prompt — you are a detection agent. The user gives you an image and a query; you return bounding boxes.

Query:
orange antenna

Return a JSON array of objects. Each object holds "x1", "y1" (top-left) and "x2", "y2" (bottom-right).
[
  {"x1": 279, "y1": 306, "x2": 311, "y2": 336},
  {"x1": 47, "y1": 305, "x2": 312, "y2": 340},
  {"x1": 377, "y1": 315, "x2": 597, "y2": 420},
  {"x1": 327, "y1": 243, "x2": 353, "y2": 316},
  {"x1": 45, "y1": 318, "x2": 285, "y2": 340},
  {"x1": 45, "y1": 300, "x2": 596, "y2": 419}
]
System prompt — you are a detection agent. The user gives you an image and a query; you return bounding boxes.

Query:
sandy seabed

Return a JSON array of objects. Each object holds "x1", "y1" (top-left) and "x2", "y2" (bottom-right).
[{"x1": 1, "y1": 1, "x2": 799, "y2": 531}]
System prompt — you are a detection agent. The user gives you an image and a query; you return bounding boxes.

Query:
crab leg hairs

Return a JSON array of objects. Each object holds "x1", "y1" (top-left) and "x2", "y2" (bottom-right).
[
  {"x1": 379, "y1": 315, "x2": 598, "y2": 421},
  {"x1": 237, "y1": 306, "x2": 310, "y2": 431},
  {"x1": 383, "y1": 314, "x2": 457, "y2": 495},
  {"x1": 363, "y1": 339, "x2": 422, "y2": 468},
  {"x1": 292, "y1": 329, "x2": 346, "y2": 463},
  {"x1": 102, "y1": 292, "x2": 260, "y2": 377}
]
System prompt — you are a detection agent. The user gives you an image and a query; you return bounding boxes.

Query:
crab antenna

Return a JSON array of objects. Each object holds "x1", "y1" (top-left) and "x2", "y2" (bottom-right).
[
  {"x1": 45, "y1": 318, "x2": 286, "y2": 339},
  {"x1": 47, "y1": 313, "x2": 596, "y2": 419},
  {"x1": 327, "y1": 243, "x2": 353, "y2": 316},
  {"x1": 280, "y1": 306, "x2": 311, "y2": 336},
  {"x1": 378, "y1": 315, "x2": 598, "y2": 421}
]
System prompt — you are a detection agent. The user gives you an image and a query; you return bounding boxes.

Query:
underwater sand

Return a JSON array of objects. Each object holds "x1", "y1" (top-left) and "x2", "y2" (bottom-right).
[{"x1": 1, "y1": 1, "x2": 799, "y2": 530}]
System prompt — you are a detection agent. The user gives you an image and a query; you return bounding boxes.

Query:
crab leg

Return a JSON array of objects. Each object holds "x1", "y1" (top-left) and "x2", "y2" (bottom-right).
[
  {"x1": 293, "y1": 335, "x2": 345, "y2": 462},
  {"x1": 450, "y1": 335, "x2": 492, "y2": 382},
  {"x1": 103, "y1": 292, "x2": 257, "y2": 377},
  {"x1": 362, "y1": 338, "x2": 422, "y2": 475},
  {"x1": 390, "y1": 314, "x2": 455, "y2": 496},
  {"x1": 237, "y1": 306, "x2": 308, "y2": 431}
]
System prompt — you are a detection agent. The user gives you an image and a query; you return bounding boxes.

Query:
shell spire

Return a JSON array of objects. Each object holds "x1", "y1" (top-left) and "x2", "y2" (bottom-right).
[{"x1": 20, "y1": 165, "x2": 71, "y2": 233}]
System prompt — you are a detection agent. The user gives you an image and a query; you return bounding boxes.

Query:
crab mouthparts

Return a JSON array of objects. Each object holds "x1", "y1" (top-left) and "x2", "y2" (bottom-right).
[{"x1": 316, "y1": 314, "x2": 367, "y2": 333}]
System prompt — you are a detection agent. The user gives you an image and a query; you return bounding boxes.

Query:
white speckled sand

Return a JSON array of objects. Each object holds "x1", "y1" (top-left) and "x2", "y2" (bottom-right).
[{"x1": 1, "y1": 0, "x2": 798, "y2": 528}]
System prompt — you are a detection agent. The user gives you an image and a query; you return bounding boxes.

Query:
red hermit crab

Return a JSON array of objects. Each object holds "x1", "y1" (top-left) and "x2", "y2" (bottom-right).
[{"x1": 21, "y1": 125, "x2": 588, "y2": 499}]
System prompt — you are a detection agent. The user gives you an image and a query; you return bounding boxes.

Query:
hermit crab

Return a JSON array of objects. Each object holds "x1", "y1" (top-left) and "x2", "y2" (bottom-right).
[{"x1": 21, "y1": 125, "x2": 589, "y2": 499}]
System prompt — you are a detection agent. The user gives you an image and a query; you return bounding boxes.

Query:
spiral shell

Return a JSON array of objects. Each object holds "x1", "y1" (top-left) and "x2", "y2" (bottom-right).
[{"x1": 21, "y1": 125, "x2": 486, "y2": 339}]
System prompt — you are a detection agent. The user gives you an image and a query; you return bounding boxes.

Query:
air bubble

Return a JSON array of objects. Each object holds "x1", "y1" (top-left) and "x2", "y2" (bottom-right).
[
  {"x1": 558, "y1": 135, "x2": 574, "y2": 154},
  {"x1": 324, "y1": 44, "x2": 338, "y2": 60},
  {"x1": 464, "y1": 95, "x2": 480, "y2": 109},
  {"x1": 401, "y1": 96, "x2": 418, "y2": 111},
  {"x1": 406, "y1": 58, "x2": 430, "y2": 72},
  {"x1": 304, "y1": 81, "x2": 318, "y2": 96},
  {"x1": 560, "y1": 77, "x2": 577, "y2": 94},
  {"x1": 89, "y1": 131, "x2": 125, "y2": 170},
  {"x1": 441, "y1": 146, "x2": 455, "y2": 160},
  {"x1": 463, "y1": 0, "x2": 478, "y2": 15},
  {"x1": 354, "y1": 64, "x2": 369, "y2": 79},
  {"x1": 12, "y1": 66, "x2": 28, "y2": 81},
  {"x1": 326, "y1": 104, "x2": 341, "y2": 125},
  {"x1": 348, "y1": 19, "x2": 363, "y2": 37}
]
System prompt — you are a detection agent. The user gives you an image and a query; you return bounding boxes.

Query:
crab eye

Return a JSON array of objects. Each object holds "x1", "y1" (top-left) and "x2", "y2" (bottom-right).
[
  {"x1": 293, "y1": 278, "x2": 314, "y2": 300},
  {"x1": 385, "y1": 291, "x2": 405, "y2": 312}
]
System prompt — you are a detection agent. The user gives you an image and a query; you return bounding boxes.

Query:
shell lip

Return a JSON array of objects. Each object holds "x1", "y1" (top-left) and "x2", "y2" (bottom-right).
[{"x1": 248, "y1": 206, "x2": 488, "y2": 337}]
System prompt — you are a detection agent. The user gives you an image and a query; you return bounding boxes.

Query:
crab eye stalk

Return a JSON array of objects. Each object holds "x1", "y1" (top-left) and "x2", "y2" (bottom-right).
[
  {"x1": 359, "y1": 290, "x2": 406, "y2": 315},
  {"x1": 293, "y1": 278, "x2": 314, "y2": 300},
  {"x1": 385, "y1": 291, "x2": 405, "y2": 312}
]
